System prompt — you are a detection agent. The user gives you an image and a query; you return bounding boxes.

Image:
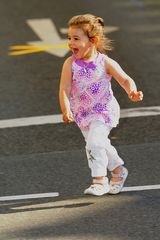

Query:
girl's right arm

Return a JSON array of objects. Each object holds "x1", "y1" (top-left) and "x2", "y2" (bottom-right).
[{"x1": 59, "y1": 57, "x2": 74, "y2": 124}]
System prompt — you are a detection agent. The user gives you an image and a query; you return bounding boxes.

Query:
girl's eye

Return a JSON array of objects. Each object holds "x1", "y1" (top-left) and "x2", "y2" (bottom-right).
[{"x1": 67, "y1": 37, "x2": 79, "y2": 41}]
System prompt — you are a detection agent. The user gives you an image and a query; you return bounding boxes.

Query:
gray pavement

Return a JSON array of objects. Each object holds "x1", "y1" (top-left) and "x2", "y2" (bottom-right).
[
  {"x1": 0, "y1": 142, "x2": 160, "y2": 239},
  {"x1": 0, "y1": 142, "x2": 160, "y2": 197},
  {"x1": 0, "y1": 0, "x2": 160, "y2": 239}
]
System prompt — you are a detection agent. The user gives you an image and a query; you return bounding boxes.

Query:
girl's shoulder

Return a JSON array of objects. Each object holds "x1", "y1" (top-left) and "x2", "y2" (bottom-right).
[
  {"x1": 63, "y1": 56, "x2": 73, "y2": 66},
  {"x1": 62, "y1": 56, "x2": 73, "y2": 73},
  {"x1": 99, "y1": 54, "x2": 115, "y2": 78},
  {"x1": 102, "y1": 54, "x2": 117, "y2": 64},
  {"x1": 97, "y1": 52, "x2": 110, "y2": 64},
  {"x1": 97, "y1": 53, "x2": 111, "y2": 68},
  {"x1": 99, "y1": 53, "x2": 109, "y2": 61},
  {"x1": 101, "y1": 54, "x2": 116, "y2": 68}
]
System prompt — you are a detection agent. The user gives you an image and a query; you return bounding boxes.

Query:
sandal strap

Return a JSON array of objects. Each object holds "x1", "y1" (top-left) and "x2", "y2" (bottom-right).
[
  {"x1": 111, "y1": 167, "x2": 125, "y2": 178},
  {"x1": 110, "y1": 180, "x2": 123, "y2": 186},
  {"x1": 93, "y1": 177, "x2": 108, "y2": 185}
]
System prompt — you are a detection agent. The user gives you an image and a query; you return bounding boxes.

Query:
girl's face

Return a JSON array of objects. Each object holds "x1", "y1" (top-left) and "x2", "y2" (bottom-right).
[{"x1": 68, "y1": 27, "x2": 95, "y2": 60}]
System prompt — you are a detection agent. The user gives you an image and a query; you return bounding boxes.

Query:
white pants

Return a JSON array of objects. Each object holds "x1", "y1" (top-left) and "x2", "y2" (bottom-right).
[{"x1": 81, "y1": 121, "x2": 124, "y2": 177}]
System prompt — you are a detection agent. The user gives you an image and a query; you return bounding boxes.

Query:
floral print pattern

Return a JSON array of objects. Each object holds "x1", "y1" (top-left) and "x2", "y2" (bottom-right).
[{"x1": 70, "y1": 53, "x2": 120, "y2": 130}]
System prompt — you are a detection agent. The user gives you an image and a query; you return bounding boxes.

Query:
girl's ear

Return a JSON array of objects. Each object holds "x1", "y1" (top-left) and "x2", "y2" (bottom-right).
[{"x1": 90, "y1": 37, "x2": 98, "y2": 45}]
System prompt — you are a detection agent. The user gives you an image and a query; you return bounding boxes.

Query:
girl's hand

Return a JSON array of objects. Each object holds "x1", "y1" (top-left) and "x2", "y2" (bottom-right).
[
  {"x1": 62, "y1": 111, "x2": 74, "y2": 124},
  {"x1": 128, "y1": 90, "x2": 143, "y2": 102}
]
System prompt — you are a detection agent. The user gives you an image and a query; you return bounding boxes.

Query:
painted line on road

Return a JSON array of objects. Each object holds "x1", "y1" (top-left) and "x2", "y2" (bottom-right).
[
  {"x1": 9, "y1": 44, "x2": 68, "y2": 56},
  {"x1": 0, "y1": 185, "x2": 159, "y2": 201},
  {"x1": 0, "y1": 106, "x2": 159, "y2": 129},
  {"x1": 0, "y1": 192, "x2": 59, "y2": 201},
  {"x1": 122, "y1": 184, "x2": 160, "y2": 192},
  {"x1": 120, "y1": 106, "x2": 160, "y2": 118},
  {"x1": 0, "y1": 115, "x2": 62, "y2": 129}
]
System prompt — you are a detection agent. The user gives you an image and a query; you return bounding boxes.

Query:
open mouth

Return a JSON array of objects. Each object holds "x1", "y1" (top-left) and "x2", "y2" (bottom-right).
[{"x1": 72, "y1": 48, "x2": 79, "y2": 55}]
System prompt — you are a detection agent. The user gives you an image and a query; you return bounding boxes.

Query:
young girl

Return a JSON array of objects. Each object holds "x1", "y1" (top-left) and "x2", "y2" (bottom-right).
[{"x1": 59, "y1": 14, "x2": 143, "y2": 196}]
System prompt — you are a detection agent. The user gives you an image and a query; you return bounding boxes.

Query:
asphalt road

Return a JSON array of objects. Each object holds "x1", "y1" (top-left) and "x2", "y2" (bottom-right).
[{"x1": 0, "y1": 0, "x2": 160, "y2": 239}]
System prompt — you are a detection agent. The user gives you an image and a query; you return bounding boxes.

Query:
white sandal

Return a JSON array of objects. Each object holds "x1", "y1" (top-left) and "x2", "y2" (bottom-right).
[
  {"x1": 109, "y1": 167, "x2": 128, "y2": 194},
  {"x1": 84, "y1": 178, "x2": 110, "y2": 196}
]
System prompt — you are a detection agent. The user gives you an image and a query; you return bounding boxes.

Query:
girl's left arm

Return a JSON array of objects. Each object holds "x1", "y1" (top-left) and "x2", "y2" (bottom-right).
[{"x1": 105, "y1": 56, "x2": 143, "y2": 102}]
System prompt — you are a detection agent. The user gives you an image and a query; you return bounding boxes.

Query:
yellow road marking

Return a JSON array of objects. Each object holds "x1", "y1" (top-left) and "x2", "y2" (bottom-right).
[{"x1": 9, "y1": 44, "x2": 68, "y2": 55}]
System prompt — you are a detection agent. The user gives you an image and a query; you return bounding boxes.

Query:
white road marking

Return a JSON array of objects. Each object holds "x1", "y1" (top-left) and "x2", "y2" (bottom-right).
[
  {"x1": 0, "y1": 106, "x2": 159, "y2": 129},
  {"x1": 0, "y1": 115, "x2": 62, "y2": 129},
  {"x1": 0, "y1": 185, "x2": 159, "y2": 201},
  {"x1": 0, "y1": 192, "x2": 59, "y2": 201},
  {"x1": 120, "y1": 106, "x2": 160, "y2": 118},
  {"x1": 26, "y1": 19, "x2": 69, "y2": 57},
  {"x1": 122, "y1": 184, "x2": 160, "y2": 192}
]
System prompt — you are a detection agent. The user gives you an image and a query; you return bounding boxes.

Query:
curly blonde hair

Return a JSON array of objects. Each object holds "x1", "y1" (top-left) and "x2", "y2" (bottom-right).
[{"x1": 68, "y1": 14, "x2": 113, "y2": 53}]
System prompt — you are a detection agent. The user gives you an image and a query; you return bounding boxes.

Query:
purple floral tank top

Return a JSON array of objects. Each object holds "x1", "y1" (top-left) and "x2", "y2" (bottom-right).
[{"x1": 70, "y1": 52, "x2": 120, "y2": 130}]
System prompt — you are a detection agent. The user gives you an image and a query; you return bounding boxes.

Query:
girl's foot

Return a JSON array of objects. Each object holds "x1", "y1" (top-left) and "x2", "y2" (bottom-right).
[
  {"x1": 84, "y1": 177, "x2": 110, "y2": 196},
  {"x1": 109, "y1": 167, "x2": 128, "y2": 194}
]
